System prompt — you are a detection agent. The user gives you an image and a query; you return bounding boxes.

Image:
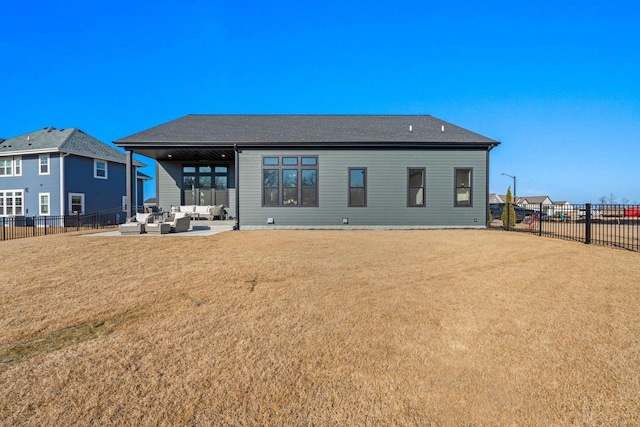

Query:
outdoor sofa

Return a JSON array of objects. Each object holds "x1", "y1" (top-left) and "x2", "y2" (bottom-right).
[{"x1": 174, "y1": 204, "x2": 226, "y2": 220}]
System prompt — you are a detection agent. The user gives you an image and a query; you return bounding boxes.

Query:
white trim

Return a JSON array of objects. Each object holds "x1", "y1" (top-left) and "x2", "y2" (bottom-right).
[
  {"x1": 68, "y1": 193, "x2": 85, "y2": 214},
  {"x1": 94, "y1": 159, "x2": 108, "y2": 179},
  {"x1": 59, "y1": 154, "x2": 68, "y2": 216},
  {"x1": 39, "y1": 154, "x2": 50, "y2": 175},
  {"x1": 0, "y1": 189, "x2": 24, "y2": 216},
  {"x1": 39, "y1": 192, "x2": 51, "y2": 216},
  {"x1": 14, "y1": 156, "x2": 22, "y2": 176},
  {"x1": 0, "y1": 156, "x2": 22, "y2": 177}
]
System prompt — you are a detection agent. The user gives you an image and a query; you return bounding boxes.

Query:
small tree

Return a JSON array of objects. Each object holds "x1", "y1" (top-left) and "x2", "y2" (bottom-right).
[{"x1": 501, "y1": 186, "x2": 516, "y2": 229}]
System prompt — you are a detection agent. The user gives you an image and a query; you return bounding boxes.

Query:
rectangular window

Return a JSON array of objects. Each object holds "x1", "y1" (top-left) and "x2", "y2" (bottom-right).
[
  {"x1": 261, "y1": 155, "x2": 318, "y2": 207},
  {"x1": 0, "y1": 157, "x2": 21, "y2": 176},
  {"x1": 263, "y1": 157, "x2": 279, "y2": 166},
  {"x1": 94, "y1": 159, "x2": 108, "y2": 179},
  {"x1": 348, "y1": 168, "x2": 367, "y2": 207},
  {"x1": 0, "y1": 190, "x2": 24, "y2": 216},
  {"x1": 69, "y1": 193, "x2": 85, "y2": 214},
  {"x1": 263, "y1": 169, "x2": 279, "y2": 206},
  {"x1": 0, "y1": 159, "x2": 11, "y2": 176},
  {"x1": 407, "y1": 168, "x2": 425, "y2": 207},
  {"x1": 301, "y1": 169, "x2": 317, "y2": 206},
  {"x1": 455, "y1": 168, "x2": 472, "y2": 207},
  {"x1": 39, "y1": 193, "x2": 50, "y2": 215},
  {"x1": 282, "y1": 169, "x2": 298, "y2": 205},
  {"x1": 39, "y1": 154, "x2": 50, "y2": 175}
]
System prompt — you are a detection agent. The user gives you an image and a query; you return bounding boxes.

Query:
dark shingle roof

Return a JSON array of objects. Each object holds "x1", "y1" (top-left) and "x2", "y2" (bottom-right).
[
  {"x1": 115, "y1": 114, "x2": 499, "y2": 148},
  {"x1": 0, "y1": 127, "x2": 144, "y2": 166}
]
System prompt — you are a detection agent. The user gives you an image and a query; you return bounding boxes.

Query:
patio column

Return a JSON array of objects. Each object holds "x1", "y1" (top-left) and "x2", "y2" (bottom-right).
[{"x1": 125, "y1": 150, "x2": 135, "y2": 217}]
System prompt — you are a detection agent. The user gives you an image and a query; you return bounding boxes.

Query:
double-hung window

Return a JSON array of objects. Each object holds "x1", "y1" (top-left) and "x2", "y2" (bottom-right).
[
  {"x1": 455, "y1": 168, "x2": 472, "y2": 207},
  {"x1": 39, "y1": 154, "x2": 50, "y2": 175},
  {"x1": 69, "y1": 193, "x2": 85, "y2": 214},
  {"x1": 262, "y1": 156, "x2": 318, "y2": 207},
  {"x1": 407, "y1": 168, "x2": 426, "y2": 207},
  {"x1": 0, "y1": 157, "x2": 21, "y2": 176},
  {"x1": 0, "y1": 159, "x2": 12, "y2": 176},
  {"x1": 39, "y1": 193, "x2": 50, "y2": 215},
  {"x1": 348, "y1": 168, "x2": 367, "y2": 207},
  {"x1": 0, "y1": 190, "x2": 24, "y2": 216},
  {"x1": 94, "y1": 160, "x2": 108, "y2": 179}
]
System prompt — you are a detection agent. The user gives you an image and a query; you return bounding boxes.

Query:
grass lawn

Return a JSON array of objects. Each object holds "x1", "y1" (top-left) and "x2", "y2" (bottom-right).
[{"x1": 1, "y1": 229, "x2": 639, "y2": 425}]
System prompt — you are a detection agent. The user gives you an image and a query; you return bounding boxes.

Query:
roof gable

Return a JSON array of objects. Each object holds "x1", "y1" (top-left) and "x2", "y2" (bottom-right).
[{"x1": 115, "y1": 114, "x2": 500, "y2": 147}]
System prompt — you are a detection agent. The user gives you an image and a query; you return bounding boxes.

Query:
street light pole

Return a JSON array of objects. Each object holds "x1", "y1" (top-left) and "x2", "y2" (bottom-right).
[{"x1": 501, "y1": 173, "x2": 516, "y2": 202}]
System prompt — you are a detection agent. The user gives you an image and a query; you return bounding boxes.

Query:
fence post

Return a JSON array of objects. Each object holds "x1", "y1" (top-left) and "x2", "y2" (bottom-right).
[
  {"x1": 585, "y1": 203, "x2": 592, "y2": 244},
  {"x1": 44, "y1": 215, "x2": 47, "y2": 235},
  {"x1": 539, "y1": 202, "x2": 543, "y2": 236},
  {"x1": 77, "y1": 212, "x2": 80, "y2": 232},
  {"x1": 2, "y1": 216, "x2": 4, "y2": 241}
]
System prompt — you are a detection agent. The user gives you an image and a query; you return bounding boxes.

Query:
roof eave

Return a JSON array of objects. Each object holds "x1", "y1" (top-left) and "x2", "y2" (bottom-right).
[{"x1": 115, "y1": 140, "x2": 498, "y2": 150}]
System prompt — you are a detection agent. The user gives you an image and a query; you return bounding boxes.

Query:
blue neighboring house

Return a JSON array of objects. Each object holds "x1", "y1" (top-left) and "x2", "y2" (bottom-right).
[{"x1": 0, "y1": 127, "x2": 147, "y2": 218}]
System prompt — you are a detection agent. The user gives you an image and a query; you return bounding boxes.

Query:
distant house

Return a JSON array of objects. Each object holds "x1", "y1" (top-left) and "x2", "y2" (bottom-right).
[
  {"x1": 552, "y1": 201, "x2": 574, "y2": 214},
  {"x1": 115, "y1": 114, "x2": 500, "y2": 229},
  {"x1": 489, "y1": 193, "x2": 504, "y2": 204},
  {"x1": 518, "y1": 196, "x2": 553, "y2": 210},
  {"x1": 0, "y1": 127, "x2": 147, "y2": 217}
]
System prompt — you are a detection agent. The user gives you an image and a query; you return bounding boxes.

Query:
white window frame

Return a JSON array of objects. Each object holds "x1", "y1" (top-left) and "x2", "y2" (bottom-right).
[
  {"x1": 69, "y1": 193, "x2": 85, "y2": 215},
  {"x1": 39, "y1": 154, "x2": 50, "y2": 175},
  {"x1": 0, "y1": 158, "x2": 11, "y2": 176},
  {"x1": 94, "y1": 159, "x2": 108, "y2": 179},
  {"x1": 0, "y1": 190, "x2": 24, "y2": 216},
  {"x1": 39, "y1": 192, "x2": 51, "y2": 216},
  {"x1": 122, "y1": 196, "x2": 128, "y2": 212},
  {"x1": 0, "y1": 156, "x2": 21, "y2": 177},
  {"x1": 14, "y1": 156, "x2": 22, "y2": 176}
]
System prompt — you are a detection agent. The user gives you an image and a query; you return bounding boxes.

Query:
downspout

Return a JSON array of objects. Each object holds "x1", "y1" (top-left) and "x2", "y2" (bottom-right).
[
  {"x1": 234, "y1": 144, "x2": 240, "y2": 230},
  {"x1": 486, "y1": 149, "x2": 490, "y2": 226},
  {"x1": 59, "y1": 153, "x2": 70, "y2": 215}
]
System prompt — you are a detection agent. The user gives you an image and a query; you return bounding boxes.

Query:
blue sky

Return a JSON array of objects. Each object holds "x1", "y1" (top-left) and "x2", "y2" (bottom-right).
[{"x1": 2, "y1": 1, "x2": 639, "y2": 203}]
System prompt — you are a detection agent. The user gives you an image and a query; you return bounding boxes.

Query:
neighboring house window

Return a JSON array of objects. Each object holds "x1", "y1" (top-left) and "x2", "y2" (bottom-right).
[
  {"x1": 14, "y1": 157, "x2": 21, "y2": 176},
  {"x1": 39, "y1": 193, "x2": 50, "y2": 215},
  {"x1": 122, "y1": 196, "x2": 127, "y2": 212},
  {"x1": 94, "y1": 160, "x2": 108, "y2": 179},
  {"x1": 407, "y1": 168, "x2": 426, "y2": 207},
  {"x1": 455, "y1": 168, "x2": 472, "y2": 207},
  {"x1": 0, "y1": 190, "x2": 24, "y2": 216},
  {"x1": 348, "y1": 168, "x2": 367, "y2": 207},
  {"x1": 39, "y1": 154, "x2": 50, "y2": 175},
  {"x1": 0, "y1": 159, "x2": 11, "y2": 176},
  {"x1": 0, "y1": 157, "x2": 21, "y2": 176},
  {"x1": 261, "y1": 156, "x2": 318, "y2": 207},
  {"x1": 69, "y1": 193, "x2": 85, "y2": 214}
]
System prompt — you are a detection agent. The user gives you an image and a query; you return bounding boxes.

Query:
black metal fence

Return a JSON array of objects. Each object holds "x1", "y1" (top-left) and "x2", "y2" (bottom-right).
[
  {"x1": 493, "y1": 203, "x2": 640, "y2": 252},
  {"x1": 1, "y1": 210, "x2": 128, "y2": 242}
]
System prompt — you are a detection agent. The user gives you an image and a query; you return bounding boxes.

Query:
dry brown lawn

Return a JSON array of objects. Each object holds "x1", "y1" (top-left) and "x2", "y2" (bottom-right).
[{"x1": 1, "y1": 229, "x2": 639, "y2": 425}]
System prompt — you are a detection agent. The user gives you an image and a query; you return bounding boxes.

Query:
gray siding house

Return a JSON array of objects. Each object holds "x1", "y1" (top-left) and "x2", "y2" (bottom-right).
[
  {"x1": 0, "y1": 127, "x2": 146, "y2": 218},
  {"x1": 115, "y1": 115, "x2": 500, "y2": 229}
]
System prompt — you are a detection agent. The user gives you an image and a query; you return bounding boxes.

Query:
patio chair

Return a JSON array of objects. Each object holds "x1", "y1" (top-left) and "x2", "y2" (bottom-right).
[
  {"x1": 119, "y1": 212, "x2": 152, "y2": 235},
  {"x1": 210, "y1": 204, "x2": 226, "y2": 220},
  {"x1": 166, "y1": 212, "x2": 191, "y2": 233}
]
